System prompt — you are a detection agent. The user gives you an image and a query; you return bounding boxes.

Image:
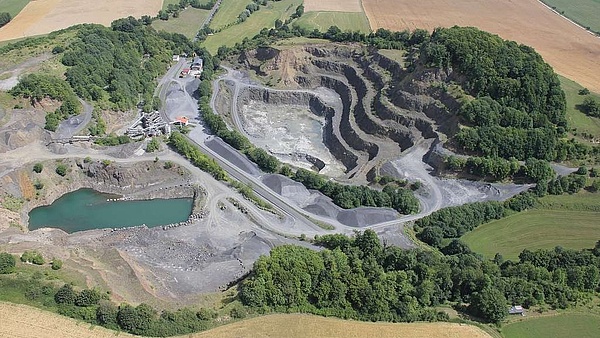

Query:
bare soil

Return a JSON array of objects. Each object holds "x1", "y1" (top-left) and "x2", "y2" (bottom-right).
[
  {"x1": 362, "y1": 0, "x2": 600, "y2": 93},
  {"x1": 303, "y1": 0, "x2": 363, "y2": 13},
  {"x1": 0, "y1": 0, "x2": 162, "y2": 41}
]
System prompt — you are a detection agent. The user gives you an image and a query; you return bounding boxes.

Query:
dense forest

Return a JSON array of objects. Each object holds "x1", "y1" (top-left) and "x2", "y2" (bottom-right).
[{"x1": 241, "y1": 231, "x2": 600, "y2": 324}]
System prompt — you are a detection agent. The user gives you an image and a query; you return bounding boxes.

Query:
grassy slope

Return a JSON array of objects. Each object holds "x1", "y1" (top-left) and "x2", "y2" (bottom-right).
[
  {"x1": 162, "y1": 0, "x2": 180, "y2": 10},
  {"x1": 0, "y1": 0, "x2": 30, "y2": 18},
  {"x1": 503, "y1": 313, "x2": 600, "y2": 338},
  {"x1": 294, "y1": 11, "x2": 371, "y2": 33},
  {"x1": 152, "y1": 8, "x2": 210, "y2": 39},
  {"x1": 203, "y1": 0, "x2": 301, "y2": 53},
  {"x1": 209, "y1": 0, "x2": 253, "y2": 31},
  {"x1": 541, "y1": 0, "x2": 600, "y2": 32},
  {"x1": 559, "y1": 75, "x2": 600, "y2": 141}
]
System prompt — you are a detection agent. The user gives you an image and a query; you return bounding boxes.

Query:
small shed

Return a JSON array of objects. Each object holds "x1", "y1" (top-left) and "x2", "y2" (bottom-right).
[
  {"x1": 172, "y1": 54, "x2": 180, "y2": 62},
  {"x1": 509, "y1": 305, "x2": 525, "y2": 316}
]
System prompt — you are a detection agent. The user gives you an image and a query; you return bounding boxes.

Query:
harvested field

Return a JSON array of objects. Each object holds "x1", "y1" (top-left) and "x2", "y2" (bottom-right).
[
  {"x1": 193, "y1": 313, "x2": 493, "y2": 338},
  {"x1": 0, "y1": 0, "x2": 162, "y2": 42},
  {"x1": 362, "y1": 0, "x2": 600, "y2": 93},
  {"x1": 304, "y1": 0, "x2": 363, "y2": 13},
  {"x1": 0, "y1": 302, "x2": 135, "y2": 338}
]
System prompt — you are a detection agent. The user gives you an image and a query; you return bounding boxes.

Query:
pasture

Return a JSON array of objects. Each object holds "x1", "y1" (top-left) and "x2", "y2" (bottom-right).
[
  {"x1": 502, "y1": 312, "x2": 600, "y2": 338},
  {"x1": 152, "y1": 8, "x2": 210, "y2": 39},
  {"x1": 192, "y1": 313, "x2": 493, "y2": 338},
  {"x1": 540, "y1": 0, "x2": 600, "y2": 33},
  {"x1": 295, "y1": 11, "x2": 371, "y2": 33},
  {"x1": 0, "y1": 0, "x2": 162, "y2": 42},
  {"x1": 559, "y1": 75, "x2": 600, "y2": 142},
  {"x1": 361, "y1": 0, "x2": 600, "y2": 94},
  {"x1": 462, "y1": 192, "x2": 600, "y2": 260},
  {"x1": 203, "y1": 0, "x2": 301, "y2": 53},
  {"x1": 0, "y1": 0, "x2": 30, "y2": 17},
  {"x1": 208, "y1": 0, "x2": 253, "y2": 31},
  {"x1": 303, "y1": 0, "x2": 363, "y2": 12}
]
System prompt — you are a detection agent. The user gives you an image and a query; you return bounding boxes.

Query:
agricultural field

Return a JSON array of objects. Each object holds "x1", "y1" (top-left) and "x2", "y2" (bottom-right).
[
  {"x1": 152, "y1": 8, "x2": 210, "y2": 39},
  {"x1": 559, "y1": 75, "x2": 600, "y2": 142},
  {"x1": 503, "y1": 312, "x2": 600, "y2": 338},
  {"x1": 0, "y1": 0, "x2": 162, "y2": 42},
  {"x1": 208, "y1": 0, "x2": 253, "y2": 31},
  {"x1": 0, "y1": 0, "x2": 30, "y2": 17},
  {"x1": 462, "y1": 192, "x2": 600, "y2": 260},
  {"x1": 303, "y1": 0, "x2": 363, "y2": 12},
  {"x1": 361, "y1": 0, "x2": 600, "y2": 94},
  {"x1": 193, "y1": 313, "x2": 493, "y2": 338},
  {"x1": 540, "y1": 0, "x2": 600, "y2": 33},
  {"x1": 203, "y1": 0, "x2": 301, "y2": 53},
  {"x1": 294, "y1": 11, "x2": 371, "y2": 33}
]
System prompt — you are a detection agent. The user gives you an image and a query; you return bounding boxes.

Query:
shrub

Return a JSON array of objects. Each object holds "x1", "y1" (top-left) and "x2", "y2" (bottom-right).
[
  {"x1": 33, "y1": 163, "x2": 43, "y2": 173},
  {"x1": 20, "y1": 251, "x2": 45, "y2": 265},
  {"x1": 51, "y1": 259, "x2": 63, "y2": 270},
  {"x1": 0, "y1": 252, "x2": 16, "y2": 274},
  {"x1": 54, "y1": 284, "x2": 77, "y2": 305},
  {"x1": 55, "y1": 164, "x2": 68, "y2": 176}
]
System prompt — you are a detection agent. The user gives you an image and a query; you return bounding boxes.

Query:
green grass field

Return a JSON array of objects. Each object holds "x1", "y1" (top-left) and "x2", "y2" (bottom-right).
[
  {"x1": 559, "y1": 75, "x2": 600, "y2": 141},
  {"x1": 541, "y1": 0, "x2": 600, "y2": 33},
  {"x1": 209, "y1": 0, "x2": 253, "y2": 31},
  {"x1": 203, "y1": 0, "x2": 301, "y2": 53},
  {"x1": 294, "y1": 11, "x2": 371, "y2": 33},
  {"x1": 503, "y1": 313, "x2": 600, "y2": 338},
  {"x1": 152, "y1": 8, "x2": 210, "y2": 39},
  {"x1": 0, "y1": 0, "x2": 30, "y2": 18}
]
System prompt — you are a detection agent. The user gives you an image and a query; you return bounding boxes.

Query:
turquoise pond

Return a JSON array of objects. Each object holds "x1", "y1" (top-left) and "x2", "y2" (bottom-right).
[{"x1": 28, "y1": 188, "x2": 193, "y2": 233}]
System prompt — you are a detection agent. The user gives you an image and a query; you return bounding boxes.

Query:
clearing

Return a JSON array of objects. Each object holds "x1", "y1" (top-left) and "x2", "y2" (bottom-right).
[
  {"x1": 462, "y1": 192, "x2": 600, "y2": 260},
  {"x1": 303, "y1": 0, "x2": 363, "y2": 13},
  {"x1": 192, "y1": 313, "x2": 492, "y2": 338},
  {"x1": 540, "y1": 0, "x2": 600, "y2": 33},
  {"x1": 503, "y1": 312, "x2": 600, "y2": 338},
  {"x1": 295, "y1": 11, "x2": 371, "y2": 33},
  {"x1": 0, "y1": 0, "x2": 162, "y2": 41},
  {"x1": 152, "y1": 7, "x2": 211, "y2": 39},
  {"x1": 0, "y1": 0, "x2": 31, "y2": 17},
  {"x1": 559, "y1": 75, "x2": 600, "y2": 143},
  {"x1": 361, "y1": 0, "x2": 600, "y2": 93}
]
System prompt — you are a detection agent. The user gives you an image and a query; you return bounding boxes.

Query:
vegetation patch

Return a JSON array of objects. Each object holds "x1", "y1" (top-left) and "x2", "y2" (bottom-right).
[
  {"x1": 152, "y1": 7, "x2": 210, "y2": 39},
  {"x1": 503, "y1": 312, "x2": 600, "y2": 338},
  {"x1": 294, "y1": 11, "x2": 371, "y2": 33},
  {"x1": 209, "y1": 0, "x2": 253, "y2": 30},
  {"x1": 559, "y1": 75, "x2": 600, "y2": 144}
]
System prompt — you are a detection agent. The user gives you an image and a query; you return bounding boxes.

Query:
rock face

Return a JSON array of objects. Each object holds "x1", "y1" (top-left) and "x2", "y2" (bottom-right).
[{"x1": 234, "y1": 43, "x2": 464, "y2": 183}]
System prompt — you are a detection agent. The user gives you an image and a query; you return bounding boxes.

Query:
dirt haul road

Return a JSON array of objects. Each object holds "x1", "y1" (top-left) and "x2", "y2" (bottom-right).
[{"x1": 362, "y1": 0, "x2": 600, "y2": 93}]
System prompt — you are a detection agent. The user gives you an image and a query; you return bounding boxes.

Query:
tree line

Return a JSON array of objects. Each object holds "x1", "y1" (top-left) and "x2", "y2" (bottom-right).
[{"x1": 241, "y1": 230, "x2": 600, "y2": 324}]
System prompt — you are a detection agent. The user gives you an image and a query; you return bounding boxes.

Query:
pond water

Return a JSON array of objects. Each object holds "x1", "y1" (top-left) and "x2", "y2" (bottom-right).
[{"x1": 28, "y1": 188, "x2": 193, "y2": 233}]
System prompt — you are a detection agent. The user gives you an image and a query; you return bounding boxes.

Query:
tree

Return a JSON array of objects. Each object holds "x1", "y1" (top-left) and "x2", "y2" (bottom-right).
[
  {"x1": 467, "y1": 287, "x2": 508, "y2": 323},
  {"x1": 579, "y1": 97, "x2": 600, "y2": 117},
  {"x1": 0, "y1": 12, "x2": 11, "y2": 28},
  {"x1": 578, "y1": 88, "x2": 590, "y2": 95},
  {"x1": 75, "y1": 289, "x2": 102, "y2": 307},
  {"x1": 55, "y1": 284, "x2": 77, "y2": 304},
  {"x1": 0, "y1": 252, "x2": 16, "y2": 274},
  {"x1": 33, "y1": 163, "x2": 43, "y2": 173}
]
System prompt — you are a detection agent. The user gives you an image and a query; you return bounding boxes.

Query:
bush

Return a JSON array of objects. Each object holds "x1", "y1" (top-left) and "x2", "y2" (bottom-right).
[
  {"x1": 20, "y1": 251, "x2": 45, "y2": 265},
  {"x1": 51, "y1": 259, "x2": 63, "y2": 270},
  {"x1": 0, "y1": 252, "x2": 16, "y2": 274},
  {"x1": 33, "y1": 163, "x2": 43, "y2": 173},
  {"x1": 55, "y1": 164, "x2": 68, "y2": 176},
  {"x1": 146, "y1": 137, "x2": 160, "y2": 152},
  {"x1": 55, "y1": 284, "x2": 77, "y2": 305}
]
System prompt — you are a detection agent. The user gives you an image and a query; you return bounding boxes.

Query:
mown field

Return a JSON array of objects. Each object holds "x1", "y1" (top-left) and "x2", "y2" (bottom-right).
[
  {"x1": 203, "y1": 0, "x2": 301, "y2": 53},
  {"x1": 559, "y1": 75, "x2": 600, "y2": 142},
  {"x1": 503, "y1": 312, "x2": 600, "y2": 338},
  {"x1": 152, "y1": 8, "x2": 210, "y2": 39},
  {"x1": 294, "y1": 11, "x2": 371, "y2": 33},
  {"x1": 540, "y1": 0, "x2": 600, "y2": 33},
  {"x1": 0, "y1": 0, "x2": 30, "y2": 17},
  {"x1": 462, "y1": 192, "x2": 600, "y2": 261},
  {"x1": 209, "y1": 0, "x2": 253, "y2": 31}
]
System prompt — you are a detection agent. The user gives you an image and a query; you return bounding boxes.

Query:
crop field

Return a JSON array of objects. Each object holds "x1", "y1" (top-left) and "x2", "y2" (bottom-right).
[
  {"x1": 152, "y1": 8, "x2": 210, "y2": 39},
  {"x1": 0, "y1": 0, "x2": 162, "y2": 42},
  {"x1": 503, "y1": 313, "x2": 600, "y2": 338},
  {"x1": 203, "y1": 0, "x2": 301, "y2": 53},
  {"x1": 304, "y1": 0, "x2": 363, "y2": 12},
  {"x1": 559, "y1": 75, "x2": 600, "y2": 142},
  {"x1": 192, "y1": 313, "x2": 492, "y2": 338},
  {"x1": 462, "y1": 192, "x2": 600, "y2": 260},
  {"x1": 541, "y1": 0, "x2": 600, "y2": 33},
  {"x1": 209, "y1": 0, "x2": 253, "y2": 31},
  {"x1": 0, "y1": 0, "x2": 30, "y2": 17},
  {"x1": 361, "y1": 0, "x2": 600, "y2": 94},
  {"x1": 295, "y1": 11, "x2": 371, "y2": 33}
]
